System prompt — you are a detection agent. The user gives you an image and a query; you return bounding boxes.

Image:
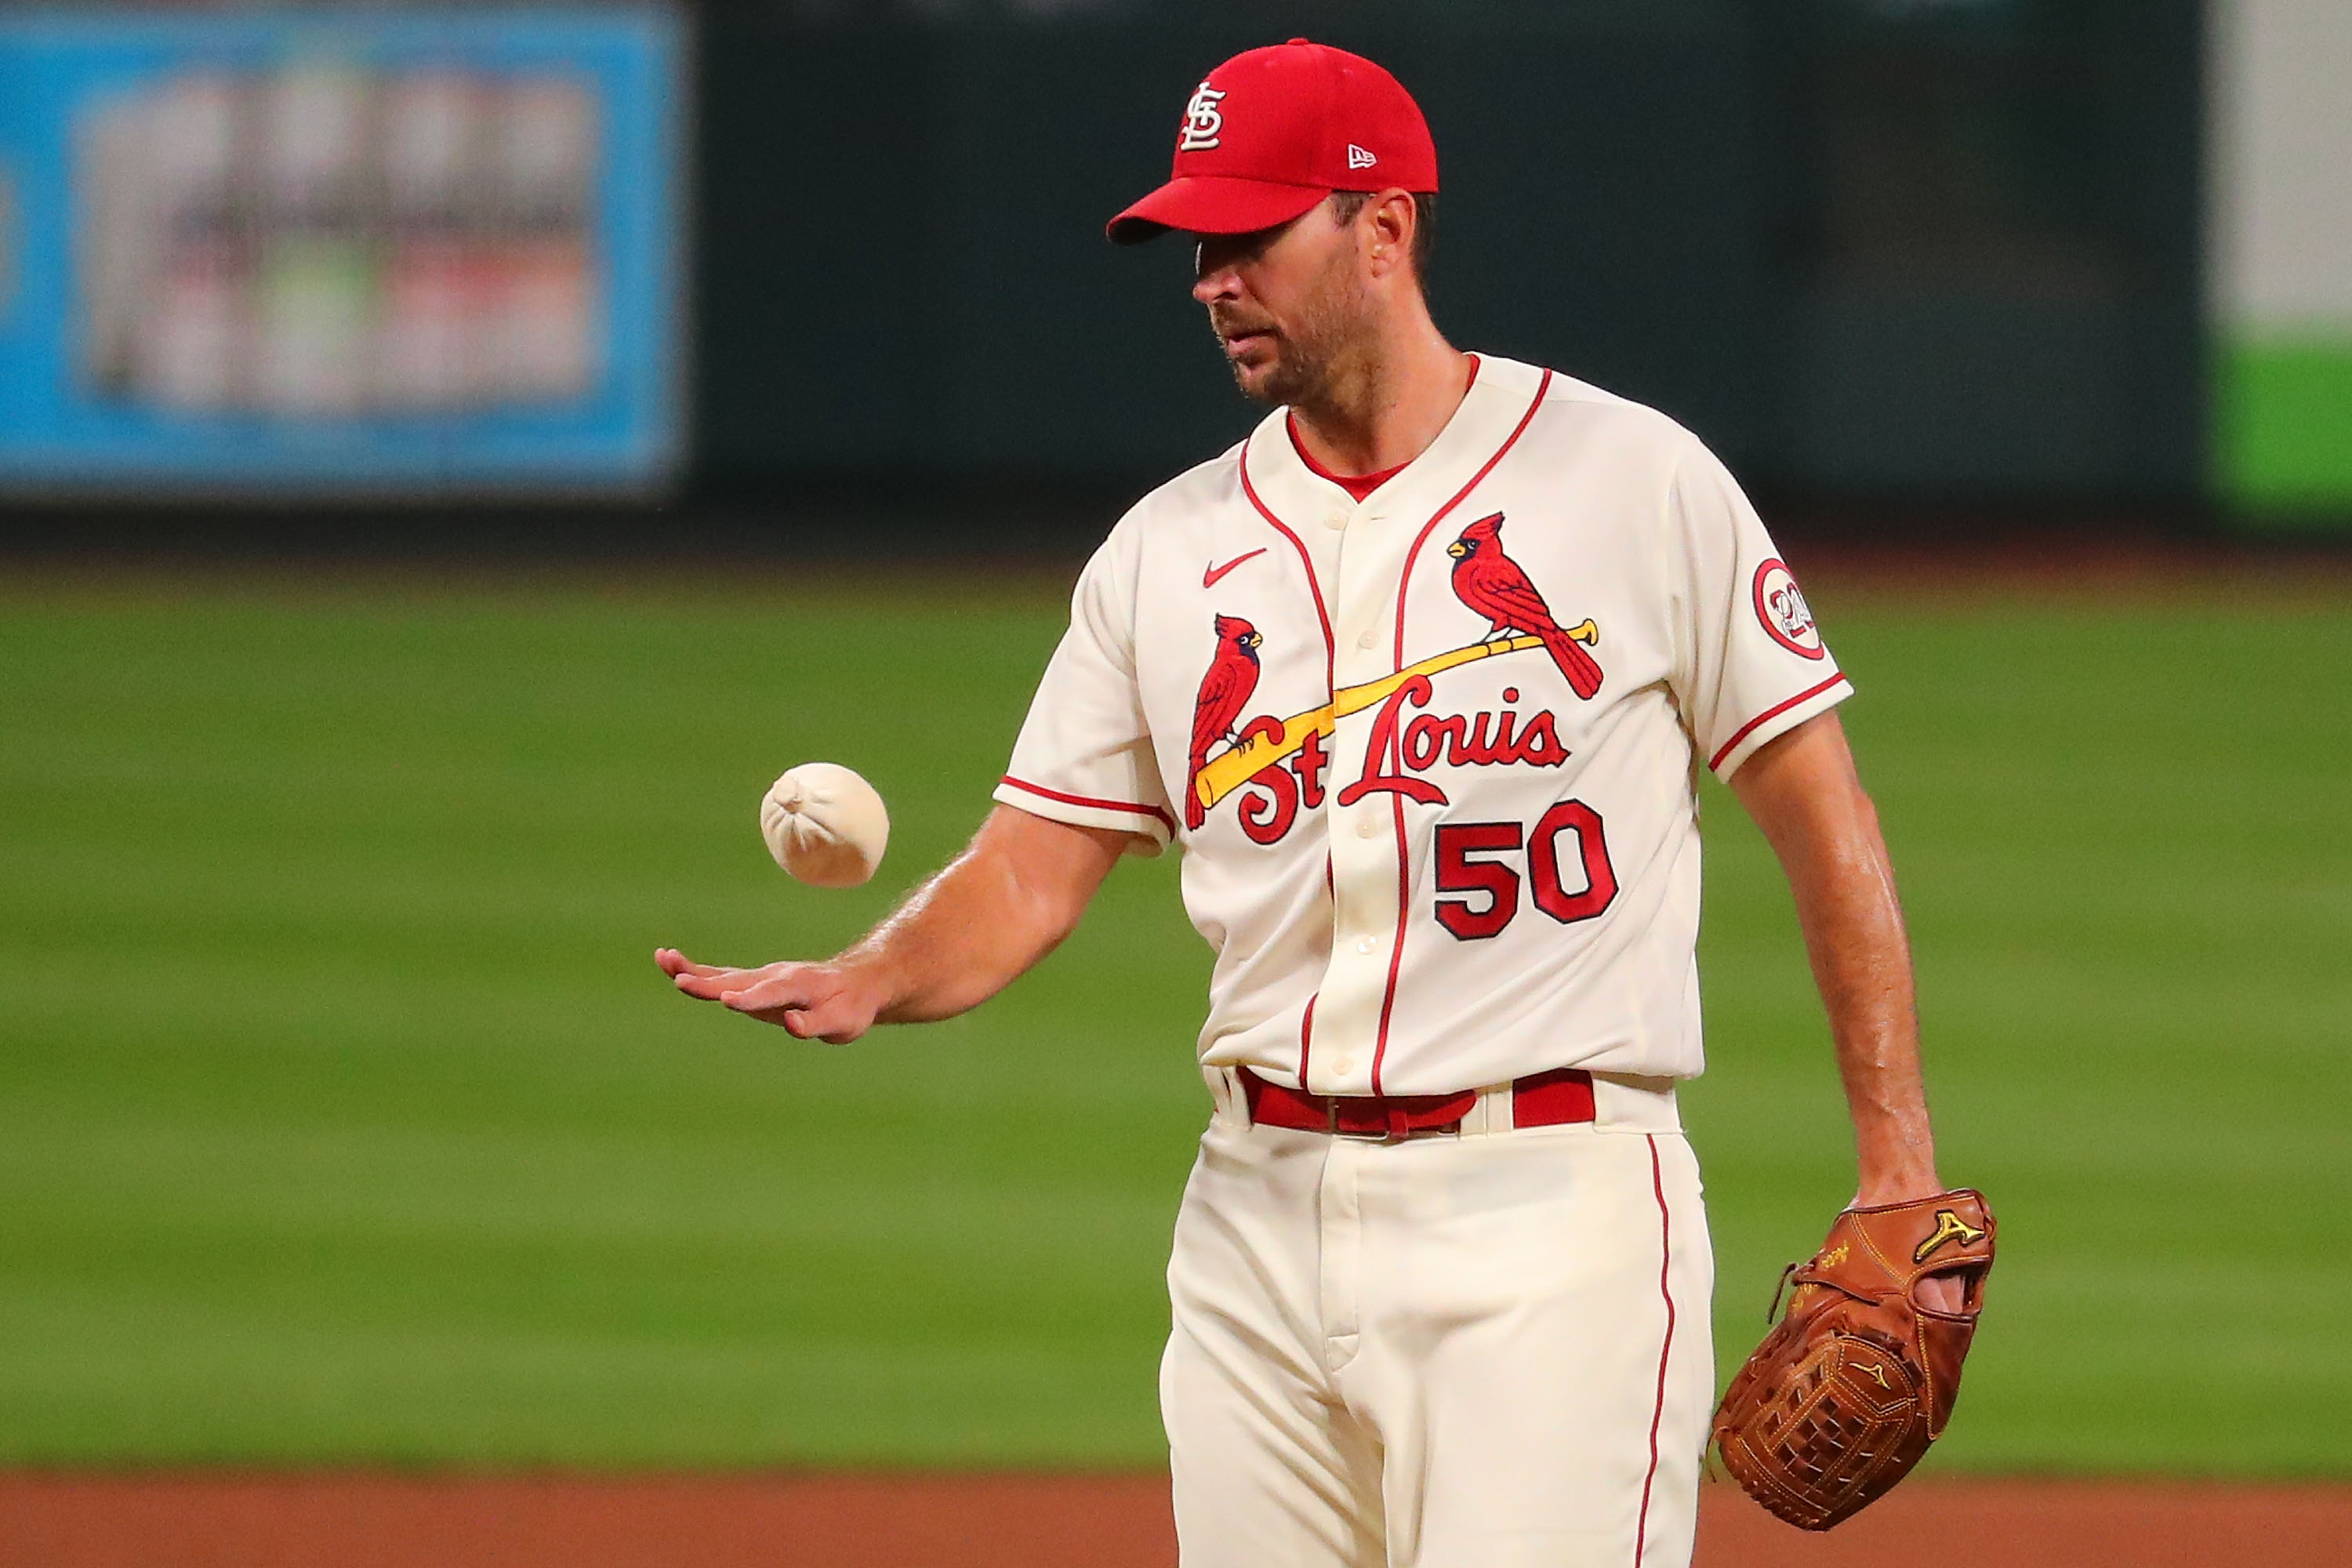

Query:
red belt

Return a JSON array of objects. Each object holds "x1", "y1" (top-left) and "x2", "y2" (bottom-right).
[{"x1": 1239, "y1": 1065, "x2": 1595, "y2": 1142}]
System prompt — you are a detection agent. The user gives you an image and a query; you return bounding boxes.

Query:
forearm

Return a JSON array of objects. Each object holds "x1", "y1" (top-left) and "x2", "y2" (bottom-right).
[
  {"x1": 1784, "y1": 793, "x2": 1939, "y2": 1201},
  {"x1": 840, "y1": 825, "x2": 1074, "y2": 1023},
  {"x1": 1733, "y1": 715, "x2": 1941, "y2": 1203},
  {"x1": 662, "y1": 804, "x2": 1131, "y2": 1041},
  {"x1": 834, "y1": 805, "x2": 1128, "y2": 1025}
]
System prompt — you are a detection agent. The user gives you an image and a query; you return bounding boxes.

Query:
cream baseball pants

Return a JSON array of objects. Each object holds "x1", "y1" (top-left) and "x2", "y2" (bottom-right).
[{"x1": 1162, "y1": 1071, "x2": 1714, "y2": 1568}]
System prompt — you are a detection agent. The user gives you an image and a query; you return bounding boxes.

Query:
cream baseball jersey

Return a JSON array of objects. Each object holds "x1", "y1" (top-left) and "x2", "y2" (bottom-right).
[{"x1": 994, "y1": 355, "x2": 1849, "y2": 1097}]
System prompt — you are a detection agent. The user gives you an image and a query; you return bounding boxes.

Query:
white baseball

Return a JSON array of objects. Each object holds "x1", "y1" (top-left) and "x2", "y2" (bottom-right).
[{"x1": 760, "y1": 763, "x2": 890, "y2": 887}]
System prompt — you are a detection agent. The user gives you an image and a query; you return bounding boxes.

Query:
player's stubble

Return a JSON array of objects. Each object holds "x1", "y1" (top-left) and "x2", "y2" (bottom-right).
[{"x1": 1206, "y1": 214, "x2": 1377, "y2": 416}]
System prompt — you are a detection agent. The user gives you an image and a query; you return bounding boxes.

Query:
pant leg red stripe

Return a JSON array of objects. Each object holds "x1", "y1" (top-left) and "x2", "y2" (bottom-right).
[{"x1": 1634, "y1": 1132, "x2": 1676, "y2": 1566}]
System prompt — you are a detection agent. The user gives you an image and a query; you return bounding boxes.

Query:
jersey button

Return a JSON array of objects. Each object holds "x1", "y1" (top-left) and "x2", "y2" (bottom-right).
[
  {"x1": 1330, "y1": 1056, "x2": 1356, "y2": 1075},
  {"x1": 1323, "y1": 509, "x2": 1348, "y2": 531},
  {"x1": 1356, "y1": 815, "x2": 1381, "y2": 838},
  {"x1": 1355, "y1": 935, "x2": 1377, "y2": 954},
  {"x1": 1356, "y1": 630, "x2": 1377, "y2": 650}
]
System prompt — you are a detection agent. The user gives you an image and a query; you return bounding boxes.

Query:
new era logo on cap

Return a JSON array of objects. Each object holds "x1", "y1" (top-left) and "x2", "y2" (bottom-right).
[{"x1": 1107, "y1": 38, "x2": 1438, "y2": 244}]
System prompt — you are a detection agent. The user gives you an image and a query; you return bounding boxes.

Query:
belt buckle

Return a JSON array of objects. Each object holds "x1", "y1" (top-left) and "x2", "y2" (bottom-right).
[{"x1": 1328, "y1": 1099, "x2": 1450, "y2": 1143}]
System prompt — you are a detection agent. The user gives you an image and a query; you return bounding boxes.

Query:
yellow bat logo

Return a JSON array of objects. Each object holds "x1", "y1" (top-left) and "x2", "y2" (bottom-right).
[
  {"x1": 1192, "y1": 624, "x2": 1597, "y2": 813},
  {"x1": 1912, "y1": 1208, "x2": 1987, "y2": 1265}
]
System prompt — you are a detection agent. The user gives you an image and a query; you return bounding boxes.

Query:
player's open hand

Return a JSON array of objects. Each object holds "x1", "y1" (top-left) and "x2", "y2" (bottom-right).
[{"x1": 655, "y1": 948, "x2": 881, "y2": 1043}]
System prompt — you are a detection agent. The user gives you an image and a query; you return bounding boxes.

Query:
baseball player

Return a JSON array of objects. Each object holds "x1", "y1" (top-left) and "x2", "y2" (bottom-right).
[{"x1": 660, "y1": 38, "x2": 1961, "y2": 1567}]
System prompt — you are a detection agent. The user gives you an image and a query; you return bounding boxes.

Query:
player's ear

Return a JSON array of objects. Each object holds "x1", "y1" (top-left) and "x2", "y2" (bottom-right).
[{"x1": 1364, "y1": 189, "x2": 1416, "y2": 280}]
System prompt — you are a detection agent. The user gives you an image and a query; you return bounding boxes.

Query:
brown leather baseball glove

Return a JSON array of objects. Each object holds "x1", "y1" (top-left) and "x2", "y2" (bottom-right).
[{"x1": 1711, "y1": 1189, "x2": 1996, "y2": 1530}]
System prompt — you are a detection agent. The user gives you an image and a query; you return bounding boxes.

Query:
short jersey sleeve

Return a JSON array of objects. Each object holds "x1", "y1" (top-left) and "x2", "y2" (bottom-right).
[
  {"x1": 993, "y1": 524, "x2": 1176, "y2": 852},
  {"x1": 1666, "y1": 437, "x2": 1853, "y2": 777}
]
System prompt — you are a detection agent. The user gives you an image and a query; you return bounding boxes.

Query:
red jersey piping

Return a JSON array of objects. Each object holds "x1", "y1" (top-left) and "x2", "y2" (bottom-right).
[
  {"x1": 1297, "y1": 993, "x2": 1319, "y2": 1089},
  {"x1": 1287, "y1": 417, "x2": 1406, "y2": 501},
  {"x1": 1236, "y1": 447, "x2": 1338, "y2": 687},
  {"x1": 1706, "y1": 672, "x2": 1852, "y2": 773},
  {"x1": 999, "y1": 775, "x2": 1175, "y2": 834},
  {"x1": 1390, "y1": 368, "x2": 1555, "y2": 671},
  {"x1": 1285, "y1": 355, "x2": 1480, "y2": 503},
  {"x1": 1299, "y1": 855, "x2": 1332, "y2": 1084},
  {"x1": 1369, "y1": 367, "x2": 1553, "y2": 1095}
]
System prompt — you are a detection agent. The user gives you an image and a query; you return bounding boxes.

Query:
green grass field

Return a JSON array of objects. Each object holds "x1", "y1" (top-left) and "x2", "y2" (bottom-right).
[{"x1": 2, "y1": 567, "x2": 2347, "y2": 1476}]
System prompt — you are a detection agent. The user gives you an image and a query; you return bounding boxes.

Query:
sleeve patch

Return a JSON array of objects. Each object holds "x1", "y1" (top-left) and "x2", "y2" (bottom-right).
[{"x1": 1752, "y1": 558, "x2": 1826, "y2": 660}]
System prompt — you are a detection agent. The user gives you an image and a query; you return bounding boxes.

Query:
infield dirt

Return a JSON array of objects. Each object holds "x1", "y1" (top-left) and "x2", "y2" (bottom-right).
[{"x1": 2, "y1": 1474, "x2": 2345, "y2": 1567}]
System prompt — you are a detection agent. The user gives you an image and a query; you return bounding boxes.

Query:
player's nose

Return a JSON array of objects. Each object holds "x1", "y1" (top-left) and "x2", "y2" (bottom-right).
[{"x1": 1192, "y1": 254, "x2": 1245, "y2": 304}]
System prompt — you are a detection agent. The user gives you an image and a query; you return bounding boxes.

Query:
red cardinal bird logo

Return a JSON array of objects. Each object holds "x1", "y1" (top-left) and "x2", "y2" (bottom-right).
[
  {"x1": 1446, "y1": 514, "x2": 1602, "y2": 699},
  {"x1": 1187, "y1": 614, "x2": 1263, "y2": 829}
]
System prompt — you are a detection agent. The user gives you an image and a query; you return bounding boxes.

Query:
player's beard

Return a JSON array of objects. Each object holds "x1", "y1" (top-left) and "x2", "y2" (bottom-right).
[{"x1": 1211, "y1": 240, "x2": 1375, "y2": 412}]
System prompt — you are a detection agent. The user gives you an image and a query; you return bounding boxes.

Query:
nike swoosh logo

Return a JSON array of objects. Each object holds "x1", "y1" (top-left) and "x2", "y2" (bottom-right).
[{"x1": 1203, "y1": 548, "x2": 1268, "y2": 589}]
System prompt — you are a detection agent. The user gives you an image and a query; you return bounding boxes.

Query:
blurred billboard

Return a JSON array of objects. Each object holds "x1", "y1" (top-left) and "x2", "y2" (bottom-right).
[{"x1": 0, "y1": 6, "x2": 683, "y2": 494}]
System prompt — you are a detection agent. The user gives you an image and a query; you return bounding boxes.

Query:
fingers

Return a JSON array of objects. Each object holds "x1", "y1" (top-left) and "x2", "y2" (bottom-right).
[
  {"x1": 655, "y1": 948, "x2": 742, "y2": 981},
  {"x1": 659, "y1": 950, "x2": 876, "y2": 1042},
  {"x1": 715, "y1": 967, "x2": 816, "y2": 1014},
  {"x1": 736, "y1": 1002, "x2": 872, "y2": 1044},
  {"x1": 672, "y1": 965, "x2": 764, "y2": 1000}
]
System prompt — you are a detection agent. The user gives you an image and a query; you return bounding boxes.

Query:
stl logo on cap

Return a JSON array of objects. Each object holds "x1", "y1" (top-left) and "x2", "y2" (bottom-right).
[
  {"x1": 1107, "y1": 40, "x2": 1438, "y2": 244},
  {"x1": 1178, "y1": 82, "x2": 1227, "y2": 151}
]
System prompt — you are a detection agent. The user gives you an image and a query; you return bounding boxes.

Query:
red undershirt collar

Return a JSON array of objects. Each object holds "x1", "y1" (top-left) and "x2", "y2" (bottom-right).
[{"x1": 1287, "y1": 354, "x2": 1482, "y2": 503}]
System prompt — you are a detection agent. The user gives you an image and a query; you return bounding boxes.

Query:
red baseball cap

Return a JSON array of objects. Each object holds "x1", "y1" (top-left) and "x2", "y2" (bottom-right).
[{"x1": 1107, "y1": 38, "x2": 1438, "y2": 245}]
